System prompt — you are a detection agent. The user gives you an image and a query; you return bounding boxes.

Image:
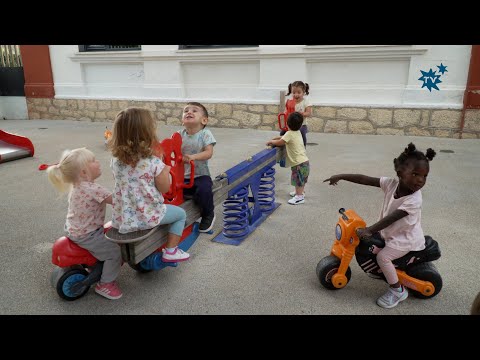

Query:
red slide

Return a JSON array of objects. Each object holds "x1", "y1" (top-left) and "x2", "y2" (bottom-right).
[{"x1": 0, "y1": 129, "x2": 34, "y2": 163}]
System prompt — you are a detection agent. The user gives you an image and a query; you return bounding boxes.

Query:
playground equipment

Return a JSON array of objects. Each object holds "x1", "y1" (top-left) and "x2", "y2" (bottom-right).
[
  {"x1": 316, "y1": 208, "x2": 443, "y2": 299},
  {"x1": 277, "y1": 98, "x2": 296, "y2": 131},
  {"x1": 0, "y1": 129, "x2": 34, "y2": 163},
  {"x1": 50, "y1": 132, "x2": 280, "y2": 300}
]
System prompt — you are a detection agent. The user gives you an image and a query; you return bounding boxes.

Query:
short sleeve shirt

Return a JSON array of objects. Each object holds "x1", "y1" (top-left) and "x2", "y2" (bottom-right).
[
  {"x1": 281, "y1": 130, "x2": 309, "y2": 167},
  {"x1": 379, "y1": 177, "x2": 425, "y2": 251},
  {"x1": 65, "y1": 181, "x2": 111, "y2": 238},
  {"x1": 179, "y1": 128, "x2": 216, "y2": 178},
  {"x1": 110, "y1": 156, "x2": 167, "y2": 234},
  {"x1": 289, "y1": 97, "x2": 312, "y2": 126}
]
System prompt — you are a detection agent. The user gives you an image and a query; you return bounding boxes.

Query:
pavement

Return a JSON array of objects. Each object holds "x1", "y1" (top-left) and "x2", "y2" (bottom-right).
[{"x1": 0, "y1": 119, "x2": 479, "y2": 315}]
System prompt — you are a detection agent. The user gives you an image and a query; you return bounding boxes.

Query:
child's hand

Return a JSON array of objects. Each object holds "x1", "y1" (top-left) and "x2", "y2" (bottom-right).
[
  {"x1": 356, "y1": 227, "x2": 373, "y2": 239},
  {"x1": 323, "y1": 175, "x2": 342, "y2": 185},
  {"x1": 183, "y1": 154, "x2": 192, "y2": 163}
]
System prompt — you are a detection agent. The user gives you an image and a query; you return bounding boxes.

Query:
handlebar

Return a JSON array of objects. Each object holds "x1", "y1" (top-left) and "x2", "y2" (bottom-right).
[{"x1": 339, "y1": 208, "x2": 349, "y2": 221}]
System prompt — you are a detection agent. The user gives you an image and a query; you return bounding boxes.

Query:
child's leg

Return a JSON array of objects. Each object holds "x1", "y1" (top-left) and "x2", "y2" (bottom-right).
[
  {"x1": 159, "y1": 204, "x2": 187, "y2": 248},
  {"x1": 376, "y1": 246, "x2": 409, "y2": 286},
  {"x1": 192, "y1": 176, "x2": 214, "y2": 217},
  {"x1": 300, "y1": 125, "x2": 308, "y2": 147},
  {"x1": 72, "y1": 227, "x2": 122, "y2": 283},
  {"x1": 294, "y1": 161, "x2": 309, "y2": 195}
]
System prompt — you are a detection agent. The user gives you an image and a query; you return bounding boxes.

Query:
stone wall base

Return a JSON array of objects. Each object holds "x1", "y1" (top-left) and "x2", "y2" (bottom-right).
[{"x1": 26, "y1": 98, "x2": 480, "y2": 139}]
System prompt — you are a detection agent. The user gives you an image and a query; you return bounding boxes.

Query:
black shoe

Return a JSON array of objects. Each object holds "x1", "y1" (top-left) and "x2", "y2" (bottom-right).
[{"x1": 199, "y1": 213, "x2": 216, "y2": 233}]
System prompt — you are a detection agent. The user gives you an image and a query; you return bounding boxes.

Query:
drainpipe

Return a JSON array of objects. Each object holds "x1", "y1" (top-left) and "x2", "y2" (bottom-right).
[{"x1": 459, "y1": 45, "x2": 480, "y2": 139}]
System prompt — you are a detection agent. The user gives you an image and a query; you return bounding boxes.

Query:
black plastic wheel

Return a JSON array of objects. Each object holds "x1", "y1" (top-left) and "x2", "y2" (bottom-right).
[
  {"x1": 406, "y1": 262, "x2": 443, "y2": 299},
  {"x1": 55, "y1": 266, "x2": 90, "y2": 301},
  {"x1": 316, "y1": 255, "x2": 352, "y2": 290}
]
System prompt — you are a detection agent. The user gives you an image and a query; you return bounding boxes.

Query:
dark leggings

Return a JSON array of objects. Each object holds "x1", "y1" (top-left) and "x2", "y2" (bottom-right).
[{"x1": 280, "y1": 125, "x2": 308, "y2": 147}]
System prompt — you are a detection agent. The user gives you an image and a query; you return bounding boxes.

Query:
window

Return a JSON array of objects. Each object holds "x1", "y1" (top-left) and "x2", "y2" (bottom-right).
[
  {"x1": 179, "y1": 45, "x2": 258, "y2": 50},
  {"x1": 79, "y1": 45, "x2": 141, "y2": 52}
]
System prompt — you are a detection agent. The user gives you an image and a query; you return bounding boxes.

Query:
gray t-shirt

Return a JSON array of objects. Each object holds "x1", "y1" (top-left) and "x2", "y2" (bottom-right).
[{"x1": 179, "y1": 128, "x2": 216, "y2": 178}]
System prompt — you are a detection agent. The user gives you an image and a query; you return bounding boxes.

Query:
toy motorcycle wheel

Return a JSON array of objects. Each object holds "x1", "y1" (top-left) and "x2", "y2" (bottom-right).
[
  {"x1": 316, "y1": 255, "x2": 352, "y2": 290},
  {"x1": 406, "y1": 262, "x2": 443, "y2": 299},
  {"x1": 55, "y1": 265, "x2": 90, "y2": 301}
]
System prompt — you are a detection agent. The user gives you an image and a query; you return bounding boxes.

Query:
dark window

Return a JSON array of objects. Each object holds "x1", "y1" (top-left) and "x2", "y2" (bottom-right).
[
  {"x1": 179, "y1": 45, "x2": 258, "y2": 50},
  {"x1": 79, "y1": 45, "x2": 141, "y2": 52}
]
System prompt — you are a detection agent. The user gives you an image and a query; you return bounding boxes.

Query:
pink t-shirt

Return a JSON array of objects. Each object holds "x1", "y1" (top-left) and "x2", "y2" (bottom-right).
[
  {"x1": 379, "y1": 177, "x2": 425, "y2": 251},
  {"x1": 65, "y1": 181, "x2": 112, "y2": 238}
]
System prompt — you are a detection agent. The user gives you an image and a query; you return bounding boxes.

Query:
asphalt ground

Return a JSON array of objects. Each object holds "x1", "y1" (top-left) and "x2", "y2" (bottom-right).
[{"x1": 1, "y1": 119, "x2": 479, "y2": 315}]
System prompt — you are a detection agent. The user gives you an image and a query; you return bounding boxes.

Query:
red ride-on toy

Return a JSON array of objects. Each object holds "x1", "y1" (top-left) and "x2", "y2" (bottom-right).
[
  {"x1": 277, "y1": 99, "x2": 296, "y2": 132},
  {"x1": 49, "y1": 132, "x2": 196, "y2": 301},
  {"x1": 316, "y1": 208, "x2": 443, "y2": 299}
]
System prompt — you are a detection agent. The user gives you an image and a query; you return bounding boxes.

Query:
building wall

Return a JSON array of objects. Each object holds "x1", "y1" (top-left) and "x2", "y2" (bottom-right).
[{"x1": 25, "y1": 45, "x2": 480, "y2": 138}]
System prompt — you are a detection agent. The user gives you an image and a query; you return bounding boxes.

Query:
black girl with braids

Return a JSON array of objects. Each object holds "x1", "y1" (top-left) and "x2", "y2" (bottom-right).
[{"x1": 323, "y1": 143, "x2": 436, "y2": 309}]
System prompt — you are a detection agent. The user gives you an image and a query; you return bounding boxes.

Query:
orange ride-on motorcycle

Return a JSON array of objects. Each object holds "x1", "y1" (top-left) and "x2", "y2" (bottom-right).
[{"x1": 316, "y1": 208, "x2": 442, "y2": 299}]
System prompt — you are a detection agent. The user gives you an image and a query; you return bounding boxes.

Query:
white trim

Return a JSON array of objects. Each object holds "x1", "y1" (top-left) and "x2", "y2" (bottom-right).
[{"x1": 69, "y1": 45, "x2": 428, "y2": 64}]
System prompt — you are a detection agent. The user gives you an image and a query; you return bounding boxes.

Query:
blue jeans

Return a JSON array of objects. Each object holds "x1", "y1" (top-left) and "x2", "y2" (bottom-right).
[{"x1": 159, "y1": 204, "x2": 186, "y2": 236}]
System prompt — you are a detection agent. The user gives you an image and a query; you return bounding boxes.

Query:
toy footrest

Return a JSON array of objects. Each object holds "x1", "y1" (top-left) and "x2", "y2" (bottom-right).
[{"x1": 105, "y1": 226, "x2": 159, "y2": 243}]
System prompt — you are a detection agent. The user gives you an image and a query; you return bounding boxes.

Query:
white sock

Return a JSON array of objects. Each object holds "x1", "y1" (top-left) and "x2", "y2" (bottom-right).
[{"x1": 165, "y1": 247, "x2": 176, "y2": 253}]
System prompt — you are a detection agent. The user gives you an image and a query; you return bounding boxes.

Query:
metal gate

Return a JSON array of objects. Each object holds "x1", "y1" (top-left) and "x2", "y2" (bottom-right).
[{"x1": 0, "y1": 45, "x2": 25, "y2": 96}]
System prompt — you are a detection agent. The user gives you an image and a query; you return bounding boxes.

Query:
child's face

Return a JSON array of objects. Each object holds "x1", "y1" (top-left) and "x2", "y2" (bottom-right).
[
  {"x1": 398, "y1": 160, "x2": 429, "y2": 192},
  {"x1": 86, "y1": 158, "x2": 102, "y2": 181},
  {"x1": 291, "y1": 86, "x2": 305, "y2": 102},
  {"x1": 182, "y1": 105, "x2": 208, "y2": 129}
]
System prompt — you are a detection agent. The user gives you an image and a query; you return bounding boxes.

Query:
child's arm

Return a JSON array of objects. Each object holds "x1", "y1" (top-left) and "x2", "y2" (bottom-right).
[
  {"x1": 323, "y1": 174, "x2": 380, "y2": 187},
  {"x1": 357, "y1": 210, "x2": 408, "y2": 238},
  {"x1": 267, "y1": 138, "x2": 286, "y2": 147},
  {"x1": 102, "y1": 195, "x2": 113, "y2": 205},
  {"x1": 183, "y1": 144, "x2": 214, "y2": 163},
  {"x1": 302, "y1": 106, "x2": 312, "y2": 118},
  {"x1": 154, "y1": 165, "x2": 172, "y2": 193}
]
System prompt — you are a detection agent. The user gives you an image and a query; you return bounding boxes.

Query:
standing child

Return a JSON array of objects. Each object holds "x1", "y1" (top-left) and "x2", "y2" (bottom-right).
[
  {"x1": 46, "y1": 148, "x2": 123, "y2": 300},
  {"x1": 280, "y1": 81, "x2": 312, "y2": 147},
  {"x1": 109, "y1": 107, "x2": 190, "y2": 263},
  {"x1": 267, "y1": 112, "x2": 310, "y2": 205},
  {"x1": 323, "y1": 143, "x2": 436, "y2": 309},
  {"x1": 179, "y1": 102, "x2": 217, "y2": 232}
]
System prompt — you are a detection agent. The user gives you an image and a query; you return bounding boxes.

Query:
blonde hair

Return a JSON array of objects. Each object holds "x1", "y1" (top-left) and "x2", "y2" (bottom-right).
[
  {"x1": 46, "y1": 148, "x2": 95, "y2": 194},
  {"x1": 108, "y1": 107, "x2": 158, "y2": 166}
]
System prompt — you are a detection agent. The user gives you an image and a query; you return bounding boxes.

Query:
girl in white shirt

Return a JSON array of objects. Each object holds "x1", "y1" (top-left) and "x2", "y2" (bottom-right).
[
  {"x1": 324, "y1": 143, "x2": 436, "y2": 309},
  {"x1": 280, "y1": 81, "x2": 312, "y2": 147}
]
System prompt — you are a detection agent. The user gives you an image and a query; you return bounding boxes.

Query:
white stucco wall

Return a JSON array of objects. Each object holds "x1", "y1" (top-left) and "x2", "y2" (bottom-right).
[{"x1": 48, "y1": 45, "x2": 471, "y2": 109}]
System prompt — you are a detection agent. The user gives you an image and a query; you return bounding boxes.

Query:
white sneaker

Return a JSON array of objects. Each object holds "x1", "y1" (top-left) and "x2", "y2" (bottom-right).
[
  {"x1": 288, "y1": 195, "x2": 305, "y2": 205},
  {"x1": 289, "y1": 191, "x2": 305, "y2": 197},
  {"x1": 162, "y1": 247, "x2": 190, "y2": 263},
  {"x1": 376, "y1": 286, "x2": 408, "y2": 309}
]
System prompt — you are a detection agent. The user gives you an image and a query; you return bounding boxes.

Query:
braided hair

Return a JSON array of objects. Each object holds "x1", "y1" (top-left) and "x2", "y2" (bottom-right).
[{"x1": 394, "y1": 143, "x2": 436, "y2": 171}]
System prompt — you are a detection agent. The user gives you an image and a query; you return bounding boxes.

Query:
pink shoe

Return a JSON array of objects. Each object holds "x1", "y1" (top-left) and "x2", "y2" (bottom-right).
[
  {"x1": 95, "y1": 281, "x2": 123, "y2": 300},
  {"x1": 162, "y1": 247, "x2": 190, "y2": 263}
]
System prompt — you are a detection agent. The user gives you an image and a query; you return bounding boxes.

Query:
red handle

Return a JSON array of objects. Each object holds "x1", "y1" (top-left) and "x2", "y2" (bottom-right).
[
  {"x1": 278, "y1": 113, "x2": 288, "y2": 131},
  {"x1": 183, "y1": 160, "x2": 195, "y2": 189},
  {"x1": 163, "y1": 169, "x2": 177, "y2": 200}
]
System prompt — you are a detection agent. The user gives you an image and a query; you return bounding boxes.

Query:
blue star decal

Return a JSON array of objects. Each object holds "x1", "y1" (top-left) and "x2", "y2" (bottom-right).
[
  {"x1": 419, "y1": 68, "x2": 442, "y2": 91},
  {"x1": 437, "y1": 63, "x2": 448, "y2": 75}
]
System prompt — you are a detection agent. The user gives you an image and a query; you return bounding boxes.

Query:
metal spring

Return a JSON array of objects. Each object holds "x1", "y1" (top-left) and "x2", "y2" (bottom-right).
[
  {"x1": 222, "y1": 186, "x2": 250, "y2": 238},
  {"x1": 258, "y1": 167, "x2": 276, "y2": 213}
]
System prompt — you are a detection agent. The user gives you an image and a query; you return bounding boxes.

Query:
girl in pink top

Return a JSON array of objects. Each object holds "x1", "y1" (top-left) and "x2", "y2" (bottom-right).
[
  {"x1": 324, "y1": 143, "x2": 436, "y2": 309},
  {"x1": 47, "y1": 148, "x2": 122, "y2": 300}
]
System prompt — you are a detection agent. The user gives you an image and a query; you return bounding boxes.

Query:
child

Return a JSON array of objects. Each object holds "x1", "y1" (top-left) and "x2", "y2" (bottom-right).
[
  {"x1": 280, "y1": 81, "x2": 312, "y2": 147},
  {"x1": 46, "y1": 148, "x2": 123, "y2": 300},
  {"x1": 109, "y1": 107, "x2": 190, "y2": 263},
  {"x1": 179, "y1": 102, "x2": 217, "y2": 232},
  {"x1": 323, "y1": 143, "x2": 436, "y2": 309},
  {"x1": 267, "y1": 112, "x2": 310, "y2": 205}
]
